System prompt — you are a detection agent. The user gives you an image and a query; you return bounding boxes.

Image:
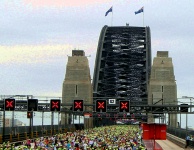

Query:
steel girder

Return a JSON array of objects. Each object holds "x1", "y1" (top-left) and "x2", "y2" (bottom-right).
[{"x1": 93, "y1": 26, "x2": 151, "y2": 104}]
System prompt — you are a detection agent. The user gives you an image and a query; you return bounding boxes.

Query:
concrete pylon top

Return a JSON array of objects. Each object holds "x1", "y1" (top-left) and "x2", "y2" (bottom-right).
[
  {"x1": 157, "y1": 51, "x2": 168, "y2": 57},
  {"x1": 72, "y1": 50, "x2": 85, "y2": 56}
]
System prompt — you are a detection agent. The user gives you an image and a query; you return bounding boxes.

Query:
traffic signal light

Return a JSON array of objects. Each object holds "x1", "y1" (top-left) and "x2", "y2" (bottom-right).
[
  {"x1": 27, "y1": 111, "x2": 32, "y2": 118},
  {"x1": 96, "y1": 100, "x2": 107, "y2": 112},
  {"x1": 27, "y1": 99, "x2": 38, "y2": 111},
  {"x1": 119, "y1": 100, "x2": 130, "y2": 112},
  {"x1": 4, "y1": 99, "x2": 15, "y2": 111},
  {"x1": 73, "y1": 100, "x2": 84, "y2": 112},
  {"x1": 50, "y1": 99, "x2": 61, "y2": 111}
]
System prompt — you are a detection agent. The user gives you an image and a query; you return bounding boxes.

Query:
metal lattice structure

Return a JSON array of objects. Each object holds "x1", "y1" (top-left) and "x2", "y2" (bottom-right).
[{"x1": 93, "y1": 25, "x2": 152, "y2": 104}]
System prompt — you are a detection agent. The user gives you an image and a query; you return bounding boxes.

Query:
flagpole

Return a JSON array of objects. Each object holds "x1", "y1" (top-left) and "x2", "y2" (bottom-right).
[
  {"x1": 143, "y1": 7, "x2": 144, "y2": 27},
  {"x1": 111, "y1": 6, "x2": 113, "y2": 26}
]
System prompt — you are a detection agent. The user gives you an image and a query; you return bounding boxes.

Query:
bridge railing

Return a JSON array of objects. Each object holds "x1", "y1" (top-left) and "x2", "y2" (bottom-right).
[
  {"x1": 0, "y1": 124, "x2": 74, "y2": 135},
  {"x1": 167, "y1": 126, "x2": 187, "y2": 139},
  {"x1": 167, "y1": 126, "x2": 194, "y2": 147}
]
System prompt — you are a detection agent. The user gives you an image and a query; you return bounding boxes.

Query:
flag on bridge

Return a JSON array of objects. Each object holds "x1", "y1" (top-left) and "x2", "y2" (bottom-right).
[
  {"x1": 105, "y1": 6, "x2": 113, "y2": 16},
  {"x1": 135, "y1": 7, "x2": 144, "y2": 15}
]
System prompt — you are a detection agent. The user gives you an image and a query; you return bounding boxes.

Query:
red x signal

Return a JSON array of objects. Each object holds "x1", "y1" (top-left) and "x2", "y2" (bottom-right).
[
  {"x1": 50, "y1": 100, "x2": 61, "y2": 111},
  {"x1": 52, "y1": 101, "x2": 59, "y2": 108},
  {"x1": 98, "y1": 102, "x2": 105, "y2": 109},
  {"x1": 121, "y1": 102, "x2": 128, "y2": 109},
  {"x1": 75, "y1": 102, "x2": 82, "y2": 109},
  {"x1": 6, "y1": 100, "x2": 14, "y2": 108},
  {"x1": 73, "y1": 100, "x2": 84, "y2": 111},
  {"x1": 119, "y1": 100, "x2": 130, "y2": 112},
  {"x1": 96, "y1": 100, "x2": 107, "y2": 112},
  {"x1": 4, "y1": 99, "x2": 15, "y2": 110}
]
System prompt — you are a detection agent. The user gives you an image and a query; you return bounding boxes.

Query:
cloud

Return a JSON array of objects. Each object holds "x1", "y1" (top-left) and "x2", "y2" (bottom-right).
[
  {"x1": 0, "y1": 44, "x2": 73, "y2": 64},
  {"x1": 0, "y1": 44, "x2": 96, "y2": 96},
  {"x1": 23, "y1": 0, "x2": 112, "y2": 8}
]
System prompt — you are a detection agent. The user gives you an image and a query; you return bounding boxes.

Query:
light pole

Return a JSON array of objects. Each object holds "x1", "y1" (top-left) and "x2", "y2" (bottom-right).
[{"x1": 190, "y1": 98, "x2": 193, "y2": 112}]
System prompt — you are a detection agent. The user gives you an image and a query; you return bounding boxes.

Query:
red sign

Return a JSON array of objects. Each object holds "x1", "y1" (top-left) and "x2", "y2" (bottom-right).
[
  {"x1": 96, "y1": 100, "x2": 107, "y2": 112},
  {"x1": 73, "y1": 100, "x2": 84, "y2": 111},
  {"x1": 52, "y1": 101, "x2": 59, "y2": 108},
  {"x1": 142, "y1": 123, "x2": 166, "y2": 140},
  {"x1": 6, "y1": 100, "x2": 14, "y2": 107},
  {"x1": 98, "y1": 101, "x2": 105, "y2": 109},
  {"x1": 121, "y1": 102, "x2": 128, "y2": 109},
  {"x1": 119, "y1": 100, "x2": 130, "y2": 112},
  {"x1": 50, "y1": 99, "x2": 61, "y2": 111},
  {"x1": 84, "y1": 113, "x2": 92, "y2": 118},
  {"x1": 75, "y1": 101, "x2": 82, "y2": 109},
  {"x1": 4, "y1": 99, "x2": 15, "y2": 110}
]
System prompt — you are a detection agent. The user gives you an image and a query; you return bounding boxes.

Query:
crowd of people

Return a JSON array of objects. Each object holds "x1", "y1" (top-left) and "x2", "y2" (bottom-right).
[{"x1": 0, "y1": 125, "x2": 147, "y2": 150}]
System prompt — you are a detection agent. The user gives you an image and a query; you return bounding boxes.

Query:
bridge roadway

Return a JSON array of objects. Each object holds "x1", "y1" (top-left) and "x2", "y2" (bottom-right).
[
  {"x1": 143, "y1": 138, "x2": 185, "y2": 150},
  {"x1": 20, "y1": 137, "x2": 187, "y2": 150},
  {"x1": 156, "y1": 140, "x2": 185, "y2": 150},
  {"x1": 4, "y1": 132, "x2": 189, "y2": 150},
  {"x1": 1, "y1": 125, "x2": 191, "y2": 149},
  {"x1": 26, "y1": 140, "x2": 185, "y2": 150},
  {"x1": 149, "y1": 133, "x2": 193, "y2": 150},
  {"x1": 18, "y1": 137, "x2": 186, "y2": 150}
]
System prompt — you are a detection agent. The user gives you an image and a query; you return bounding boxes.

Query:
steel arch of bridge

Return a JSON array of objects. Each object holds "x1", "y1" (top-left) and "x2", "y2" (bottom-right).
[{"x1": 92, "y1": 26, "x2": 152, "y2": 107}]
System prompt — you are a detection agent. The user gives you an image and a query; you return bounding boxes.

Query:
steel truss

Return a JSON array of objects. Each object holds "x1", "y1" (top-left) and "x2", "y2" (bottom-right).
[{"x1": 93, "y1": 26, "x2": 151, "y2": 105}]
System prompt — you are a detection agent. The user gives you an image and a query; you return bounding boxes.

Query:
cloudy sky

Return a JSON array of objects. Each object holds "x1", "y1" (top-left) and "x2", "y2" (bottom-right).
[{"x1": 0, "y1": 0, "x2": 194, "y2": 99}]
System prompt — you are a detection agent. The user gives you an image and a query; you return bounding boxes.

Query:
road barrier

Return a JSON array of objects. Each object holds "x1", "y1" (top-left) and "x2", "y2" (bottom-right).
[{"x1": 0, "y1": 124, "x2": 75, "y2": 144}]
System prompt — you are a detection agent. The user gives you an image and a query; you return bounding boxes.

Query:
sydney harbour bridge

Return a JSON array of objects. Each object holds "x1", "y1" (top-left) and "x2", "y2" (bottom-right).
[
  {"x1": 0, "y1": 25, "x2": 193, "y2": 146},
  {"x1": 93, "y1": 25, "x2": 151, "y2": 111}
]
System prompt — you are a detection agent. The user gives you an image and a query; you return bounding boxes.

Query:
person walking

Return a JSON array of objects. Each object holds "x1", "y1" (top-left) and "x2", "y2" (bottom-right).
[{"x1": 185, "y1": 135, "x2": 190, "y2": 148}]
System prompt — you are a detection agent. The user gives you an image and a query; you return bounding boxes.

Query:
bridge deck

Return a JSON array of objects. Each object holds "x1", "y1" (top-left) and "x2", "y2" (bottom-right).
[
  {"x1": 156, "y1": 140, "x2": 185, "y2": 150},
  {"x1": 143, "y1": 140, "x2": 163, "y2": 150},
  {"x1": 143, "y1": 139, "x2": 185, "y2": 150},
  {"x1": 14, "y1": 138, "x2": 186, "y2": 149}
]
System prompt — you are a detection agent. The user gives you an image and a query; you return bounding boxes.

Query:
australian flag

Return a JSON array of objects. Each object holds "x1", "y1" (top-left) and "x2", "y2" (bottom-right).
[
  {"x1": 105, "y1": 6, "x2": 113, "y2": 16},
  {"x1": 135, "y1": 7, "x2": 144, "y2": 15}
]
